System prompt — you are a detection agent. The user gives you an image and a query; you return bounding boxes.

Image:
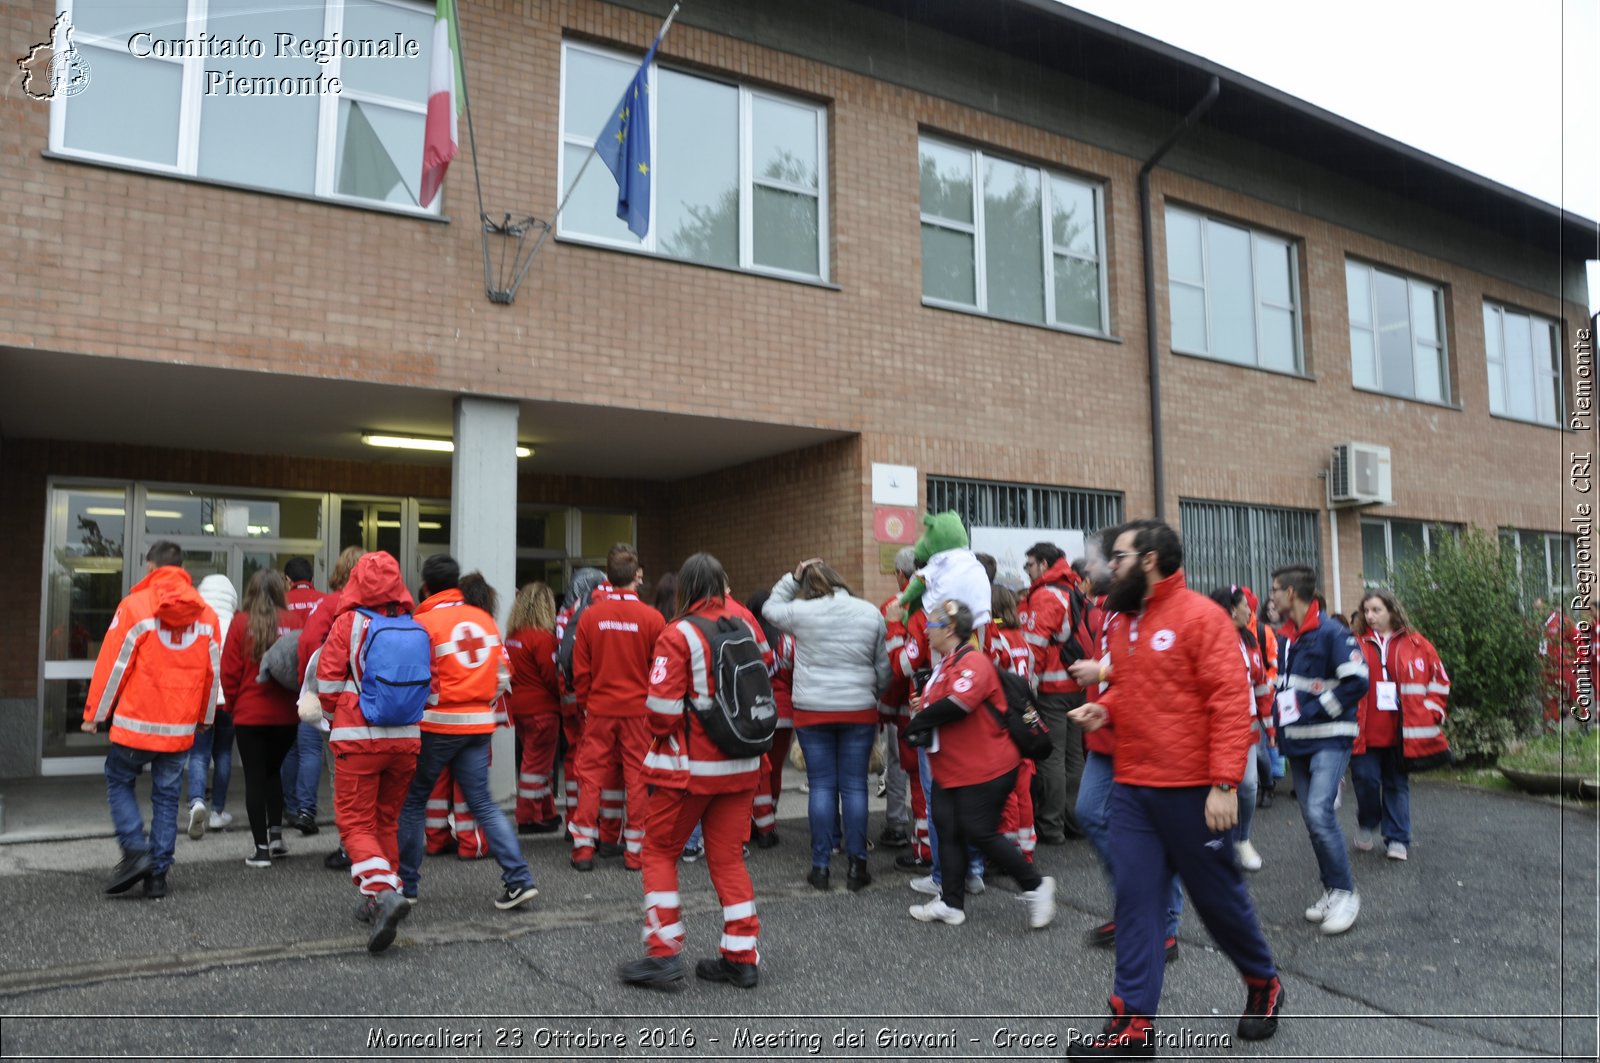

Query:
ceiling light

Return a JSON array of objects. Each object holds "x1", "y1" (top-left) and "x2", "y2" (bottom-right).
[
  {"x1": 146, "y1": 510, "x2": 183, "y2": 519},
  {"x1": 362, "y1": 433, "x2": 532, "y2": 459},
  {"x1": 417, "y1": 521, "x2": 443, "y2": 530},
  {"x1": 85, "y1": 507, "x2": 125, "y2": 517}
]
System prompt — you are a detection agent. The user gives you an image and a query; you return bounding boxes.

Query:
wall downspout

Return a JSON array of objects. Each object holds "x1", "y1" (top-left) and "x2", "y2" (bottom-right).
[{"x1": 1139, "y1": 76, "x2": 1219, "y2": 521}]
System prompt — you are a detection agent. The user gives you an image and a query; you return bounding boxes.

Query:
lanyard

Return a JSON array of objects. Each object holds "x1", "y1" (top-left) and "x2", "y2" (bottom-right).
[{"x1": 1376, "y1": 634, "x2": 1392, "y2": 682}]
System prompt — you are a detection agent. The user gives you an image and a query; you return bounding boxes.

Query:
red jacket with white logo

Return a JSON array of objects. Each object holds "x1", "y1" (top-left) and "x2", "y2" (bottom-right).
[
  {"x1": 1353, "y1": 629, "x2": 1451, "y2": 759},
  {"x1": 643, "y1": 597, "x2": 774, "y2": 794},
  {"x1": 295, "y1": 590, "x2": 341, "y2": 686},
  {"x1": 574, "y1": 590, "x2": 666, "y2": 718},
  {"x1": 415, "y1": 589, "x2": 510, "y2": 735},
  {"x1": 1095, "y1": 571, "x2": 1255, "y2": 788},
  {"x1": 985, "y1": 622, "x2": 1033, "y2": 682},
  {"x1": 220, "y1": 608, "x2": 297, "y2": 726},
  {"x1": 922, "y1": 642, "x2": 1020, "y2": 788},
  {"x1": 284, "y1": 581, "x2": 321, "y2": 631},
  {"x1": 317, "y1": 552, "x2": 421, "y2": 756},
  {"x1": 83, "y1": 566, "x2": 221, "y2": 752},
  {"x1": 882, "y1": 595, "x2": 913, "y2": 722},
  {"x1": 1020, "y1": 559, "x2": 1096, "y2": 695},
  {"x1": 506, "y1": 626, "x2": 561, "y2": 720}
]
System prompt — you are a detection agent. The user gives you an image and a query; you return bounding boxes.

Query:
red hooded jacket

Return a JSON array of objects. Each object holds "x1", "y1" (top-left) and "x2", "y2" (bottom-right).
[{"x1": 316, "y1": 552, "x2": 421, "y2": 756}]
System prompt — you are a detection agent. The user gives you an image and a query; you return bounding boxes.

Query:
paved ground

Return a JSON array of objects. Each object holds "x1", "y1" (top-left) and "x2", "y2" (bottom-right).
[{"x1": 0, "y1": 775, "x2": 1594, "y2": 1061}]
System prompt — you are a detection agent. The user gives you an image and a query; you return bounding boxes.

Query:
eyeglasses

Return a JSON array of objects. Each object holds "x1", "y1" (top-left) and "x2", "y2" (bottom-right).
[
  {"x1": 926, "y1": 621, "x2": 948, "y2": 630},
  {"x1": 1109, "y1": 550, "x2": 1144, "y2": 564}
]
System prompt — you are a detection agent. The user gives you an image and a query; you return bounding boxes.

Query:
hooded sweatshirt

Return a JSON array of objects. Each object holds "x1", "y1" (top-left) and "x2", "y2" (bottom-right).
[
  {"x1": 316, "y1": 552, "x2": 421, "y2": 754},
  {"x1": 196, "y1": 574, "x2": 239, "y2": 707},
  {"x1": 84, "y1": 566, "x2": 222, "y2": 752}
]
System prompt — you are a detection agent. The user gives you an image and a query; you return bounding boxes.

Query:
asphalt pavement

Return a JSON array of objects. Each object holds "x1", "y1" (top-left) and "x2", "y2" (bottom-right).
[{"x1": 0, "y1": 776, "x2": 1594, "y2": 1062}]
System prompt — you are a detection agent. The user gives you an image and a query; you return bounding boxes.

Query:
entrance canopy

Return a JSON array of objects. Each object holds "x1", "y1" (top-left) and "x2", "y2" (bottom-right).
[{"x1": 0, "y1": 347, "x2": 848, "y2": 480}]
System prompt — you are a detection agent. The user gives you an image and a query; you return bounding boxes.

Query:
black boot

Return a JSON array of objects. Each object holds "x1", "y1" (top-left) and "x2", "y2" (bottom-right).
[
  {"x1": 806, "y1": 866, "x2": 830, "y2": 891},
  {"x1": 846, "y1": 857, "x2": 871, "y2": 891}
]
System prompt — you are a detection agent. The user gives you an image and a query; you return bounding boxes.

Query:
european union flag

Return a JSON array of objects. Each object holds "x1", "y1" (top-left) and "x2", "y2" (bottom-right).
[{"x1": 593, "y1": 34, "x2": 663, "y2": 240}]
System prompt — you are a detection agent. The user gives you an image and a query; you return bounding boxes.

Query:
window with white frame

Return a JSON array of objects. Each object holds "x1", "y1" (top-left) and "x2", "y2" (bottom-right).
[
  {"x1": 1501, "y1": 528, "x2": 1578, "y2": 604},
  {"x1": 1166, "y1": 208, "x2": 1301, "y2": 372},
  {"x1": 1346, "y1": 260, "x2": 1450, "y2": 403},
  {"x1": 52, "y1": 0, "x2": 437, "y2": 213},
  {"x1": 1484, "y1": 303, "x2": 1563, "y2": 426},
  {"x1": 1360, "y1": 518, "x2": 1461, "y2": 585},
  {"x1": 557, "y1": 41, "x2": 828, "y2": 281},
  {"x1": 918, "y1": 137, "x2": 1107, "y2": 333}
]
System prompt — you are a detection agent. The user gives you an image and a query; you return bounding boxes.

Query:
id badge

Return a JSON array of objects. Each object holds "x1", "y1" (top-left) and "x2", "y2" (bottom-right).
[
  {"x1": 929, "y1": 728, "x2": 940, "y2": 754},
  {"x1": 1376, "y1": 681, "x2": 1399, "y2": 712},
  {"x1": 1276, "y1": 689, "x2": 1301, "y2": 726}
]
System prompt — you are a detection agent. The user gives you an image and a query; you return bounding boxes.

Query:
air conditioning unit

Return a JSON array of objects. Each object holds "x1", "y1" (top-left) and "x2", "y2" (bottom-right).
[{"x1": 1330, "y1": 442, "x2": 1393, "y2": 506}]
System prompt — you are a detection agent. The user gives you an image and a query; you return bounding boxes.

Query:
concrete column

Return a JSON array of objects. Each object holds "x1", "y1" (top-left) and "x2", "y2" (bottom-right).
[{"x1": 452, "y1": 396, "x2": 520, "y2": 801}]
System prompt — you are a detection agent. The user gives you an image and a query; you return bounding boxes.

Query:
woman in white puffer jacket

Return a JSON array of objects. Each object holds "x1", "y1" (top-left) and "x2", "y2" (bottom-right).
[
  {"x1": 764, "y1": 560, "x2": 890, "y2": 893},
  {"x1": 188, "y1": 574, "x2": 239, "y2": 835}
]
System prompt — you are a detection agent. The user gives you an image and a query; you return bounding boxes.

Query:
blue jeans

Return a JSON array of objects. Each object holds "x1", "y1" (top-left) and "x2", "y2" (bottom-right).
[
  {"x1": 795, "y1": 723, "x2": 875, "y2": 867},
  {"x1": 186, "y1": 711, "x2": 234, "y2": 812},
  {"x1": 1350, "y1": 745, "x2": 1411, "y2": 845},
  {"x1": 278, "y1": 721, "x2": 325, "y2": 818},
  {"x1": 1077, "y1": 750, "x2": 1182, "y2": 938},
  {"x1": 399, "y1": 732, "x2": 533, "y2": 895},
  {"x1": 1289, "y1": 747, "x2": 1355, "y2": 892},
  {"x1": 105, "y1": 743, "x2": 185, "y2": 876},
  {"x1": 1237, "y1": 736, "x2": 1259, "y2": 843}
]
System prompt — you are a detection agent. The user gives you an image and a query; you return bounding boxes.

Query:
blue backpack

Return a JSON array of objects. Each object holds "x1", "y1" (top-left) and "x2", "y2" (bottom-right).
[{"x1": 355, "y1": 607, "x2": 433, "y2": 727}]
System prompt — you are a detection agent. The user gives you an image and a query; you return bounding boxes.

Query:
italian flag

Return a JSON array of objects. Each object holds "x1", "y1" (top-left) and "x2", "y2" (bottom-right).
[{"x1": 420, "y1": 0, "x2": 463, "y2": 208}]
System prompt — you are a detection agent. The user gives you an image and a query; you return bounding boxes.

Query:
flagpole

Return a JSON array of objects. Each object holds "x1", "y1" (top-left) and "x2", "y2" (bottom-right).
[
  {"x1": 448, "y1": 0, "x2": 488, "y2": 224},
  {"x1": 547, "y1": 3, "x2": 680, "y2": 232}
]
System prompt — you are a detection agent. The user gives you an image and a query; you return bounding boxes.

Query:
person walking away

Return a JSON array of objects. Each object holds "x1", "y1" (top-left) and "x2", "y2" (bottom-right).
[
  {"x1": 1019, "y1": 542, "x2": 1096, "y2": 843},
  {"x1": 189, "y1": 573, "x2": 238, "y2": 837},
  {"x1": 506, "y1": 581, "x2": 563, "y2": 834},
  {"x1": 294, "y1": 546, "x2": 363, "y2": 869},
  {"x1": 279, "y1": 557, "x2": 326, "y2": 838},
  {"x1": 83, "y1": 540, "x2": 222, "y2": 900},
  {"x1": 221, "y1": 569, "x2": 300, "y2": 867}
]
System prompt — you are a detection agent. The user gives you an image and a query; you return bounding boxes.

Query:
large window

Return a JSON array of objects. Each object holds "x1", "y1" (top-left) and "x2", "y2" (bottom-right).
[
  {"x1": 558, "y1": 41, "x2": 829, "y2": 281},
  {"x1": 1166, "y1": 208, "x2": 1301, "y2": 372},
  {"x1": 1179, "y1": 499, "x2": 1321, "y2": 603},
  {"x1": 52, "y1": 0, "x2": 438, "y2": 213},
  {"x1": 1346, "y1": 260, "x2": 1450, "y2": 403},
  {"x1": 919, "y1": 137, "x2": 1107, "y2": 333},
  {"x1": 1360, "y1": 518, "x2": 1461, "y2": 586},
  {"x1": 926, "y1": 476, "x2": 1123, "y2": 537},
  {"x1": 1484, "y1": 303, "x2": 1563, "y2": 426},
  {"x1": 1501, "y1": 528, "x2": 1579, "y2": 605}
]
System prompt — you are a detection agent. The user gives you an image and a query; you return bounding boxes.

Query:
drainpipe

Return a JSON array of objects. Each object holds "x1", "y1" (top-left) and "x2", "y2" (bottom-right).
[{"x1": 1139, "y1": 75, "x2": 1219, "y2": 521}]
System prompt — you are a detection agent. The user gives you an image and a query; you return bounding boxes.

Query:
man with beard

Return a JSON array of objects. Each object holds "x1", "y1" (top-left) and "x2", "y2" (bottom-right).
[{"x1": 1065, "y1": 520, "x2": 1281, "y2": 1058}]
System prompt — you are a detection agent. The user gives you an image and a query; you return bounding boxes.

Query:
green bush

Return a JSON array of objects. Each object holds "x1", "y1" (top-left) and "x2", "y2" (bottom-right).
[
  {"x1": 1392, "y1": 528, "x2": 1543, "y2": 764},
  {"x1": 1499, "y1": 728, "x2": 1600, "y2": 780}
]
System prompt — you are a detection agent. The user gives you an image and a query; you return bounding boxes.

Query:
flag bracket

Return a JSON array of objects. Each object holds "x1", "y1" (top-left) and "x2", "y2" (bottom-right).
[{"x1": 480, "y1": 212, "x2": 552, "y2": 305}]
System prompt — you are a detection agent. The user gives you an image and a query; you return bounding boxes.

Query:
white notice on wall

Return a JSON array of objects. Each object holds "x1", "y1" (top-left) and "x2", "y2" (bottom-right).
[{"x1": 871, "y1": 463, "x2": 918, "y2": 507}]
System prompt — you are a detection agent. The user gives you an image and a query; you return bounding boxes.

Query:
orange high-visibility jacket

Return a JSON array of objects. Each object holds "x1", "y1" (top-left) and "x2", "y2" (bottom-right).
[
  {"x1": 415, "y1": 589, "x2": 510, "y2": 735},
  {"x1": 83, "y1": 566, "x2": 221, "y2": 752}
]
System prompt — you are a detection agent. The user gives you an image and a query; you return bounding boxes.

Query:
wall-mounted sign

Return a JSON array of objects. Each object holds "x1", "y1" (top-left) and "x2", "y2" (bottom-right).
[
  {"x1": 874, "y1": 506, "x2": 919, "y2": 544},
  {"x1": 871, "y1": 463, "x2": 917, "y2": 507}
]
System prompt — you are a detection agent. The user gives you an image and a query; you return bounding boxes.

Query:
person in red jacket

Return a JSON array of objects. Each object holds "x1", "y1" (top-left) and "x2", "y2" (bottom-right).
[
  {"x1": 618, "y1": 552, "x2": 770, "y2": 991},
  {"x1": 83, "y1": 540, "x2": 221, "y2": 899},
  {"x1": 280, "y1": 556, "x2": 327, "y2": 838},
  {"x1": 1067, "y1": 520, "x2": 1281, "y2": 1058},
  {"x1": 282, "y1": 557, "x2": 321, "y2": 629},
  {"x1": 221, "y1": 568, "x2": 298, "y2": 868},
  {"x1": 1020, "y1": 542, "x2": 1094, "y2": 843},
  {"x1": 988, "y1": 584, "x2": 1038, "y2": 862},
  {"x1": 570, "y1": 545, "x2": 666, "y2": 872},
  {"x1": 293, "y1": 546, "x2": 362, "y2": 869},
  {"x1": 742, "y1": 589, "x2": 793, "y2": 851},
  {"x1": 316, "y1": 551, "x2": 419, "y2": 952},
  {"x1": 507, "y1": 581, "x2": 563, "y2": 834},
  {"x1": 1350, "y1": 589, "x2": 1451, "y2": 861},
  {"x1": 1537, "y1": 597, "x2": 1582, "y2": 727}
]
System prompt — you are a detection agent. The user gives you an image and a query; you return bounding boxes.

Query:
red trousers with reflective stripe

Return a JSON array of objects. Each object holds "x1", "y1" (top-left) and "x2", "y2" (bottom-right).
[
  {"x1": 750, "y1": 729, "x2": 793, "y2": 837},
  {"x1": 334, "y1": 749, "x2": 415, "y2": 896},
  {"x1": 999, "y1": 758, "x2": 1038, "y2": 861},
  {"x1": 562, "y1": 714, "x2": 622, "y2": 843},
  {"x1": 425, "y1": 769, "x2": 486, "y2": 858},
  {"x1": 513, "y1": 714, "x2": 561, "y2": 825},
  {"x1": 571, "y1": 714, "x2": 650, "y2": 866},
  {"x1": 641, "y1": 784, "x2": 760, "y2": 965}
]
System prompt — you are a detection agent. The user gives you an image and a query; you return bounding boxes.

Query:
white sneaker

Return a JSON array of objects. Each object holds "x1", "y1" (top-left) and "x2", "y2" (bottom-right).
[
  {"x1": 909, "y1": 898, "x2": 966, "y2": 925},
  {"x1": 965, "y1": 873, "x2": 986, "y2": 895},
  {"x1": 1334, "y1": 778, "x2": 1344, "y2": 809},
  {"x1": 1019, "y1": 875, "x2": 1056, "y2": 929},
  {"x1": 208, "y1": 810, "x2": 233, "y2": 830},
  {"x1": 1236, "y1": 840, "x2": 1263, "y2": 871},
  {"x1": 1320, "y1": 889, "x2": 1360, "y2": 935},
  {"x1": 187, "y1": 800, "x2": 208, "y2": 841},
  {"x1": 908, "y1": 874, "x2": 940, "y2": 897},
  {"x1": 1304, "y1": 889, "x2": 1335, "y2": 923},
  {"x1": 1386, "y1": 841, "x2": 1408, "y2": 861},
  {"x1": 1354, "y1": 828, "x2": 1374, "y2": 852}
]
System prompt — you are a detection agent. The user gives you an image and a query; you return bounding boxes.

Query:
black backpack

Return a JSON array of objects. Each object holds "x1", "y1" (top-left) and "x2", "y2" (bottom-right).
[
  {"x1": 682, "y1": 615, "x2": 777, "y2": 758},
  {"x1": 989, "y1": 669, "x2": 1054, "y2": 761},
  {"x1": 1052, "y1": 581, "x2": 1100, "y2": 664}
]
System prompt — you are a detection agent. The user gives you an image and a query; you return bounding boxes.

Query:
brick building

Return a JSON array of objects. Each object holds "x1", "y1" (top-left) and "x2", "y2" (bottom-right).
[{"x1": 1, "y1": 0, "x2": 1591, "y2": 778}]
